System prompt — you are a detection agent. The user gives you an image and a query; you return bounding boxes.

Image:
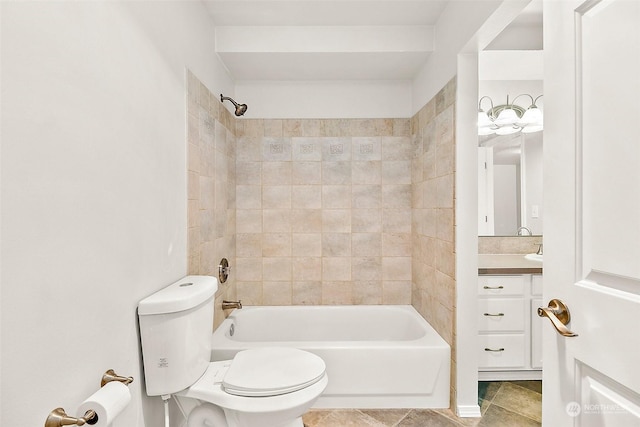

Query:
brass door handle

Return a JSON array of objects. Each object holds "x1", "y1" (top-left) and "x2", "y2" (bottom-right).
[{"x1": 537, "y1": 299, "x2": 578, "y2": 337}]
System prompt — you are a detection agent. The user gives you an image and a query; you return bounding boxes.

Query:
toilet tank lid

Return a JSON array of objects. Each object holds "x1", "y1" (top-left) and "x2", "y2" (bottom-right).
[{"x1": 138, "y1": 275, "x2": 218, "y2": 315}]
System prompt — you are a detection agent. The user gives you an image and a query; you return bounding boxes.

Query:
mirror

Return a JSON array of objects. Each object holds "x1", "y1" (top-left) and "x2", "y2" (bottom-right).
[
  {"x1": 478, "y1": 132, "x2": 543, "y2": 236},
  {"x1": 477, "y1": 52, "x2": 543, "y2": 237}
]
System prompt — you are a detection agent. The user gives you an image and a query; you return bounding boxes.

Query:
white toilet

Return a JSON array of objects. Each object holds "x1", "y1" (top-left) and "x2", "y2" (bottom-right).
[{"x1": 138, "y1": 275, "x2": 328, "y2": 427}]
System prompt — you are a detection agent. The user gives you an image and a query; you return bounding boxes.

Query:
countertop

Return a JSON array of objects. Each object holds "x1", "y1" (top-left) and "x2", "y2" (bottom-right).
[{"x1": 478, "y1": 254, "x2": 543, "y2": 275}]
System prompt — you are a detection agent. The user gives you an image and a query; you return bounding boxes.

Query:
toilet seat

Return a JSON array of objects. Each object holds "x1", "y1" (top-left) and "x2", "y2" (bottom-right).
[
  {"x1": 176, "y1": 349, "x2": 328, "y2": 414},
  {"x1": 222, "y1": 347, "x2": 326, "y2": 397}
]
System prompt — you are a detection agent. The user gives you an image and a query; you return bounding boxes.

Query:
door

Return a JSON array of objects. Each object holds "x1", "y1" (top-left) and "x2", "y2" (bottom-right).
[{"x1": 543, "y1": 0, "x2": 640, "y2": 425}]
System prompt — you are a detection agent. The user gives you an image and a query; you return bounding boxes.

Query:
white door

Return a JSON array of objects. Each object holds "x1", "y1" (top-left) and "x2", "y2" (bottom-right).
[{"x1": 543, "y1": 0, "x2": 640, "y2": 426}]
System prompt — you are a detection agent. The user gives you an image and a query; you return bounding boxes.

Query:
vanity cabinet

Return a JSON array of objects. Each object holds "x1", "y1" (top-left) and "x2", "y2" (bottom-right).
[{"x1": 478, "y1": 274, "x2": 543, "y2": 380}]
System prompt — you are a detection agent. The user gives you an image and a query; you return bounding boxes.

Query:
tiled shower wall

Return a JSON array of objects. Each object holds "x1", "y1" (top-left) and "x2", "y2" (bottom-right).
[
  {"x1": 410, "y1": 77, "x2": 458, "y2": 405},
  {"x1": 234, "y1": 119, "x2": 414, "y2": 305},
  {"x1": 186, "y1": 72, "x2": 459, "y2": 406},
  {"x1": 186, "y1": 71, "x2": 237, "y2": 328}
]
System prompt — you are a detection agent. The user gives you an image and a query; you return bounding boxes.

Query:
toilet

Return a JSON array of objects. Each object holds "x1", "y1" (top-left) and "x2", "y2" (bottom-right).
[{"x1": 138, "y1": 275, "x2": 328, "y2": 427}]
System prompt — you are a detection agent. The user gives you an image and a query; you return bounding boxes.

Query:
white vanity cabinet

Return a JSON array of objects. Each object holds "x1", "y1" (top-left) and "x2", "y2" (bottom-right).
[{"x1": 478, "y1": 274, "x2": 543, "y2": 380}]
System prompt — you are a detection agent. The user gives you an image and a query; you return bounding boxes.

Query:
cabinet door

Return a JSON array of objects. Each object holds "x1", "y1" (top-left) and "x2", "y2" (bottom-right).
[{"x1": 531, "y1": 298, "x2": 543, "y2": 369}]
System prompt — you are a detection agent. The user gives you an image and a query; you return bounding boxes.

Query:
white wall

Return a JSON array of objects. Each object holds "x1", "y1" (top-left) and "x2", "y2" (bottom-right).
[
  {"x1": 412, "y1": 0, "x2": 503, "y2": 113},
  {"x1": 0, "y1": 2, "x2": 232, "y2": 426},
  {"x1": 235, "y1": 79, "x2": 413, "y2": 119},
  {"x1": 523, "y1": 133, "x2": 543, "y2": 234}
]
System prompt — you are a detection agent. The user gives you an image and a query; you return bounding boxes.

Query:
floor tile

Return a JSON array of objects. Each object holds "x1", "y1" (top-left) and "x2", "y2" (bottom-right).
[
  {"x1": 312, "y1": 410, "x2": 387, "y2": 427},
  {"x1": 491, "y1": 382, "x2": 542, "y2": 422},
  {"x1": 359, "y1": 409, "x2": 410, "y2": 426},
  {"x1": 396, "y1": 409, "x2": 464, "y2": 427},
  {"x1": 478, "y1": 381, "x2": 502, "y2": 403},
  {"x1": 303, "y1": 409, "x2": 332, "y2": 426},
  {"x1": 478, "y1": 404, "x2": 541, "y2": 427},
  {"x1": 511, "y1": 380, "x2": 542, "y2": 394}
]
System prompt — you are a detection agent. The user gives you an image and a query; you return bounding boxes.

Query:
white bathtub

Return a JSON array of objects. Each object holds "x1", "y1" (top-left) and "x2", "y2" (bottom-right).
[{"x1": 211, "y1": 305, "x2": 450, "y2": 409}]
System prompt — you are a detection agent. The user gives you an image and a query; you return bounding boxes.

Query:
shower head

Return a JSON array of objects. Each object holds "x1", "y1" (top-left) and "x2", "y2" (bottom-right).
[{"x1": 220, "y1": 94, "x2": 248, "y2": 117}]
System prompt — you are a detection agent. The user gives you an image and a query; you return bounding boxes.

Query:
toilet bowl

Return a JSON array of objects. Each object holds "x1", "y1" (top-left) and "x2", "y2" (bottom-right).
[
  {"x1": 180, "y1": 348, "x2": 328, "y2": 427},
  {"x1": 138, "y1": 276, "x2": 327, "y2": 427}
]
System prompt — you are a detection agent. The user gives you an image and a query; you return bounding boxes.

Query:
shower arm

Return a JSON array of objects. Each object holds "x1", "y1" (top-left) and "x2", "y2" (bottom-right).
[{"x1": 220, "y1": 94, "x2": 240, "y2": 108}]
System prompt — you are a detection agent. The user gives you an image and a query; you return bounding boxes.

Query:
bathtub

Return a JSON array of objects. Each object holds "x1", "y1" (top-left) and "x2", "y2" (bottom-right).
[{"x1": 211, "y1": 305, "x2": 450, "y2": 409}]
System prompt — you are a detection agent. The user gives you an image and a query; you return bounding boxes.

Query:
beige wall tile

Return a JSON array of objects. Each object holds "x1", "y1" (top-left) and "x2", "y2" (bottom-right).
[
  {"x1": 236, "y1": 281, "x2": 263, "y2": 305},
  {"x1": 236, "y1": 209, "x2": 262, "y2": 233},
  {"x1": 352, "y1": 233, "x2": 382, "y2": 257},
  {"x1": 382, "y1": 256, "x2": 411, "y2": 281},
  {"x1": 262, "y1": 137, "x2": 292, "y2": 161},
  {"x1": 383, "y1": 281, "x2": 412, "y2": 304},
  {"x1": 291, "y1": 137, "x2": 322, "y2": 162},
  {"x1": 292, "y1": 257, "x2": 322, "y2": 281},
  {"x1": 382, "y1": 136, "x2": 413, "y2": 161},
  {"x1": 353, "y1": 281, "x2": 382, "y2": 304},
  {"x1": 292, "y1": 161, "x2": 321, "y2": 184},
  {"x1": 292, "y1": 281, "x2": 322, "y2": 305},
  {"x1": 262, "y1": 161, "x2": 292, "y2": 185},
  {"x1": 292, "y1": 209, "x2": 322, "y2": 232},
  {"x1": 382, "y1": 160, "x2": 412, "y2": 184},
  {"x1": 292, "y1": 233, "x2": 322, "y2": 256},
  {"x1": 236, "y1": 185, "x2": 262, "y2": 209},
  {"x1": 351, "y1": 208, "x2": 382, "y2": 233},
  {"x1": 237, "y1": 233, "x2": 262, "y2": 257},
  {"x1": 263, "y1": 257, "x2": 292, "y2": 281},
  {"x1": 352, "y1": 161, "x2": 381, "y2": 184},
  {"x1": 322, "y1": 138, "x2": 352, "y2": 161},
  {"x1": 262, "y1": 233, "x2": 291, "y2": 257},
  {"x1": 322, "y1": 281, "x2": 353, "y2": 305},
  {"x1": 322, "y1": 185, "x2": 352, "y2": 209},
  {"x1": 262, "y1": 209, "x2": 291, "y2": 233},
  {"x1": 292, "y1": 185, "x2": 322, "y2": 209},
  {"x1": 262, "y1": 281, "x2": 292, "y2": 305},
  {"x1": 352, "y1": 137, "x2": 382, "y2": 161},
  {"x1": 322, "y1": 161, "x2": 351, "y2": 185},
  {"x1": 320, "y1": 209, "x2": 349, "y2": 233},
  {"x1": 322, "y1": 257, "x2": 351, "y2": 281},
  {"x1": 262, "y1": 185, "x2": 291, "y2": 209},
  {"x1": 352, "y1": 257, "x2": 382, "y2": 281},
  {"x1": 322, "y1": 233, "x2": 351, "y2": 257},
  {"x1": 235, "y1": 257, "x2": 262, "y2": 281},
  {"x1": 382, "y1": 233, "x2": 412, "y2": 257},
  {"x1": 382, "y1": 184, "x2": 412, "y2": 209},
  {"x1": 352, "y1": 185, "x2": 381, "y2": 208}
]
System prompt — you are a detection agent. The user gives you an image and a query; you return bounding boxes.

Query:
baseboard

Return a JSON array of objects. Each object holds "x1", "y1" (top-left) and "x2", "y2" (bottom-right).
[{"x1": 456, "y1": 404, "x2": 482, "y2": 418}]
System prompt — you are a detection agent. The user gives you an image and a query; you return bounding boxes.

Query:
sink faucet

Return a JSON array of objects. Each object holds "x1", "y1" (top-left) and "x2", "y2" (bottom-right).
[
  {"x1": 536, "y1": 244, "x2": 543, "y2": 255},
  {"x1": 222, "y1": 300, "x2": 242, "y2": 310},
  {"x1": 516, "y1": 226, "x2": 532, "y2": 236}
]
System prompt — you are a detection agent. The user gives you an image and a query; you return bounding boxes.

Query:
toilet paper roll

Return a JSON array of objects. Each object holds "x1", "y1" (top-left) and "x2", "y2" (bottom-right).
[{"x1": 77, "y1": 381, "x2": 131, "y2": 426}]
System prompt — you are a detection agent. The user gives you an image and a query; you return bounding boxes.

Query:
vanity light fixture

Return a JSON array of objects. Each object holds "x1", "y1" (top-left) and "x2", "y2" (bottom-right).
[{"x1": 478, "y1": 94, "x2": 543, "y2": 136}]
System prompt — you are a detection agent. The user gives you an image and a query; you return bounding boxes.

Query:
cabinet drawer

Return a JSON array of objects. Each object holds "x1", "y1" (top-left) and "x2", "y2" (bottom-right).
[
  {"x1": 478, "y1": 298, "x2": 525, "y2": 332},
  {"x1": 478, "y1": 275, "x2": 525, "y2": 296},
  {"x1": 478, "y1": 334, "x2": 526, "y2": 369}
]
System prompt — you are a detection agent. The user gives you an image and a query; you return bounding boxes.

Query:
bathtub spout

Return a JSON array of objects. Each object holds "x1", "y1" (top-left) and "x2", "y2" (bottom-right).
[{"x1": 222, "y1": 300, "x2": 242, "y2": 310}]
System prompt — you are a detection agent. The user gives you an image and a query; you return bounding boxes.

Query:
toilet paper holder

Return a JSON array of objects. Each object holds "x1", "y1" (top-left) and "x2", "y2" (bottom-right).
[{"x1": 44, "y1": 369, "x2": 133, "y2": 427}]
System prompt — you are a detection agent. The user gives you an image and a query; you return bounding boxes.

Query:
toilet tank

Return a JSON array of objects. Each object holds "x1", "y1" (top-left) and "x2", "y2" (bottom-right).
[{"x1": 138, "y1": 275, "x2": 217, "y2": 396}]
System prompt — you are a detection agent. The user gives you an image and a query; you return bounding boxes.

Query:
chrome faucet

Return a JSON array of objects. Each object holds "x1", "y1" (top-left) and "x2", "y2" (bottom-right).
[
  {"x1": 536, "y1": 244, "x2": 543, "y2": 255},
  {"x1": 222, "y1": 300, "x2": 242, "y2": 310},
  {"x1": 516, "y1": 226, "x2": 532, "y2": 236}
]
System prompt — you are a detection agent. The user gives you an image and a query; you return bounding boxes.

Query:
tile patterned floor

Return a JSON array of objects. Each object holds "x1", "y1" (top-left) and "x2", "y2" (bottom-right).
[{"x1": 303, "y1": 381, "x2": 541, "y2": 427}]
